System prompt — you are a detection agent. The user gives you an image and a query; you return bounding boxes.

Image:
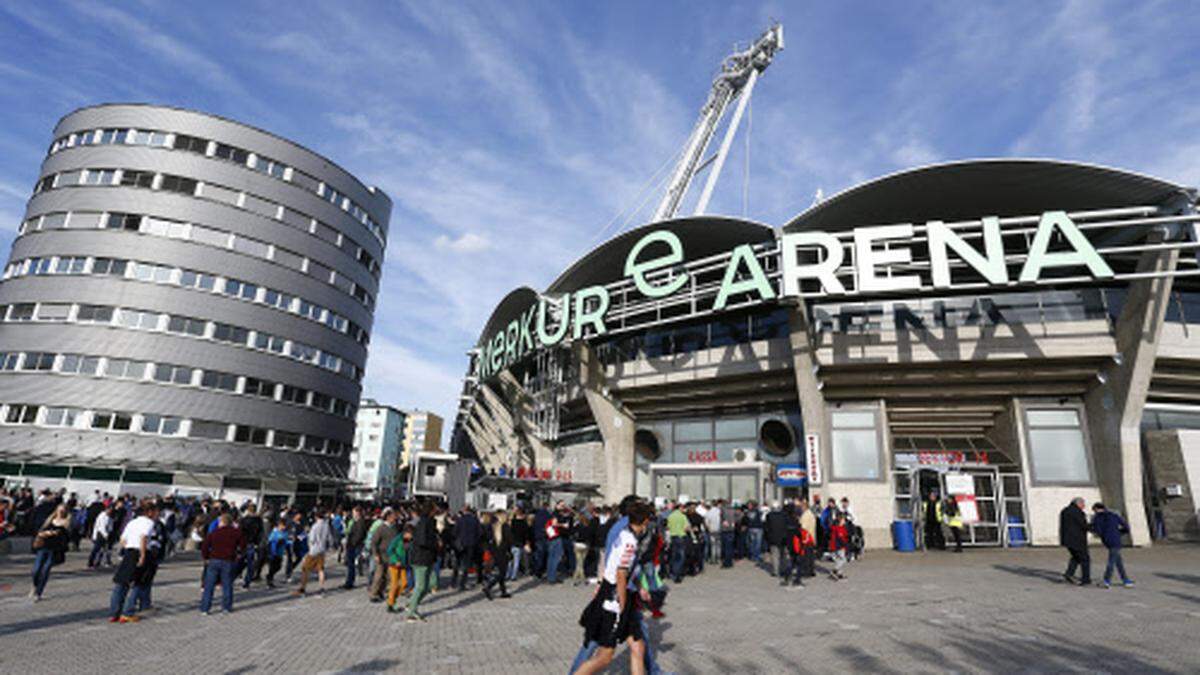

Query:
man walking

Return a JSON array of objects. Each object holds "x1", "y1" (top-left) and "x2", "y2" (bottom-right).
[
  {"x1": 1091, "y1": 503, "x2": 1134, "y2": 588},
  {"x1": 89, "y1": 504, "x2": 113, "y2": 568},
  {"x1": 239, "y1": 504, "x2": 263, "y2": 589},
  {"x1": 295, "y1": 508, "x2": 335, "y2": 596},
  {"x1": 1059, "y1": 497, "x2": 1091, "y2": 587},
  {"x1": 764, "y1": 501, "x2": 788, "y2": 579},
  {"x1": 368, "y1": 508, "x2": 398, "y2": 602},
  {"x1": 453, "y1": 507, "x2": 482, "y2": 591},
  {"x1": 666, "y1": 502, "x2": 690, "y2": 584},
  {"x1": 108, "y1": 500, "x2": 159, "y2": 623},
  {"x1": 342, "y1": 506, "x2": 368, "y2": 589},
  {"x1": 406, "y1": 501, "x2": 439, "y2": 622},
  {"x1": 200, "y1": 513, "x2": 245, "y2": 614}
]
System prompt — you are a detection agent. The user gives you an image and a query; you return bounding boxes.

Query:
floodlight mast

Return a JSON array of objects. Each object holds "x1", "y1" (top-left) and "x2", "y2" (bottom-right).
[{"x1": 651, "y1": 23, "x2": 784, "y2": 222}]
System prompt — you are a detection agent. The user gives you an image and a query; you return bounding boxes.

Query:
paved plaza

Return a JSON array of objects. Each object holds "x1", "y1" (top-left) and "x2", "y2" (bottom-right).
[{"x1": 0, "y1": 544, "x2": 1198, "y2": 674}]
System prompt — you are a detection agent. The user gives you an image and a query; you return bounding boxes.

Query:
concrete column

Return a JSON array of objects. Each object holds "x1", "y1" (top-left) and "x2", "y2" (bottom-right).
[
  {"x1": 1083, "y1": 233, "x2": 1179, "y2": 546},
  {"x1": 575, "y1": 342, "x2": 635, "y2": 501},
  {"x1": 787, "y1": 304, "x2": 829, "y2": 485},
  {"x1": 496, "y1": 371, "x2": 555, "y2": 471}
]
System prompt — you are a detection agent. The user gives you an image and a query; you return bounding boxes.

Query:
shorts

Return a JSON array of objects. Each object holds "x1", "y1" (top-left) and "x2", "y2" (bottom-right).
[
  {"x1": 579, "y1": 581, "x2": 644, "y2": 648},
  {"x1": 300, "y1": 553, "x2": 326, "y2": 574}
]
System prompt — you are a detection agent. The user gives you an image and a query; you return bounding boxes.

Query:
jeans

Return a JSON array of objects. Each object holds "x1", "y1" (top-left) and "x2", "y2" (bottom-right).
[
  {"x1": 266, "y1": 555, "x2": 283, "y2": 586},
  {"x1": 1103, "y1": 547, "x2": 1130, "y2": 583},
  {"x1": 507, "y1": 546, "x2": 522, "y2": 580},
  {"x1": 546, "y1": 538, "x2": 564, "y2": 583},
  {"x1": 343, "y1": 545, "x2": 361, "y2": 588},
  {"x1": 563, "y1": 540, "x2": 577, "y2": 579},
  {"x1": 720, "y1": 531, "x2": 735, "y2": 567},
  {"x1": 533, "y1": 538, "x2": 548, "y2": 577},
  {"x1": 455, "y1": 544, "x2": 480, "y2": 589},
  {"x1": 708, "y1": 533, "x2": 721, "y2": 563},
  {"x1": 669, "y1": 536, "x2": 687, "y2": 581},
  {"x1": 88, "y1": 536, "x2": 110, "y2": 567},
  {"x1": 407, "y1": 565, "x2": 432, "y2": 618},
  {"x1": 1065, "y1": 547, "x2": 1091, "y2": 584},
  {"x1": 748, "y1": 528, "x2": 764, "y2": 562},
  {"x1": 201, "y1": 558, "x2": 235, "y2": 613},
  {"x1": 31, "y1": 549, "x2": 54, "y2": 597},
  {"x1": 109, "y1": 581, "x2": 139, "y2": 618},
  {"x1": 773, "y1": 544, "x2": 791, "y2": 579},
  {"x1": 242, "y1": 545, "x2": 257, "y2": 588}
]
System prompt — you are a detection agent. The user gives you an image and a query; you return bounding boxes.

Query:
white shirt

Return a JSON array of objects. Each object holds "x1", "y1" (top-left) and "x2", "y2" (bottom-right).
[
  {"x1": 603, "y1": 528, "x2": 638, "y2": 585},
  {"x1": 92, "y1": 511, "x2": 112, "y2": 539},
  {"x1": 703, "y1": 507, "x2": 721, "y2": 533},
  {"x1": 120, "y1": 515, "x2": 156, "y2": 551}
]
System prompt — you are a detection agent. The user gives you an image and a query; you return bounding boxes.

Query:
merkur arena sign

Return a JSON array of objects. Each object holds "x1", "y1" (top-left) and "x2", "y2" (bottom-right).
[{"x1": 476, "y1": 210, "x2": 1114, "y2": 379}]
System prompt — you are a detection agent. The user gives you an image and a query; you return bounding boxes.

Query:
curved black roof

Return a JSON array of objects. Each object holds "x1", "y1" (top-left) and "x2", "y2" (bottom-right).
[
  {"x1": 547, "y1": 216, "x2": 775, "y2": 294},
  {"x1": 785, "y1": 159, "x2": 1188, "y2": 232},
  {"x1": 476, "y1": 286, "x2": 540, "y2": 347}
]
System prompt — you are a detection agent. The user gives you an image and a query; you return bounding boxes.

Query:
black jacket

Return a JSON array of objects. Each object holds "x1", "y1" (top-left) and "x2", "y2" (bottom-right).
[
  {"x1": 1059, "y1": 503, "x2": 1089, "y2": 550},
  {"x1": 764, "y1": 510, "x2": 789, "y2": 546},
  {"x1": 346, "y1": 517, "x2": 370, "y2": 549},
  {"x1": 240, "y1": 515, "x2": 264, "y2": 546},
  {"x1": 456, "y1": 512, "x2": 482, "y2": 549},
  {"x1": 410, "y1": 516, "x2": 438, "y2": 566},
  {"x1": 483, "y1": 523, "x2": 514, "y2": 566}
]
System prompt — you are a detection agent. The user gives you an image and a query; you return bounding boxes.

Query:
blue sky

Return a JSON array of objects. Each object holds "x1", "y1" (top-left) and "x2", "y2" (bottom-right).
[{"x1": 2, "y1": 2, "x2": 1199, "y2": 445}]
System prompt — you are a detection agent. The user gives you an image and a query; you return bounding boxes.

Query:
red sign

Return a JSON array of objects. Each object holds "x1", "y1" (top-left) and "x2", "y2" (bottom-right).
[
  {"x1": 687, "y1": 450, "x2": 719, "y2": 463},
  {"x1": 917, "y1": 450, "x2": 989, "y2": 466}
]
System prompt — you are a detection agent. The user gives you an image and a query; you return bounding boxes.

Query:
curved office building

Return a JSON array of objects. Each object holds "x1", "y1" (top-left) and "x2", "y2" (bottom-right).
[
  {"x1": 0, "y1": 104, "x2": 391, "y2": 502},
  {"x1": 455, "y1": 159, "x2": 1200, "y2": 548}
]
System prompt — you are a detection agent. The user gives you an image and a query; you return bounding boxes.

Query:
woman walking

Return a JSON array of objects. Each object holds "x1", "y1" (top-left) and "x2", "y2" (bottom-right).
[
  {"x1": 30, "y1": 505, "x2": 71, "y2": 601},
  {"x1": 482, "y1": 512, "x2": 513, "y2": 600}
]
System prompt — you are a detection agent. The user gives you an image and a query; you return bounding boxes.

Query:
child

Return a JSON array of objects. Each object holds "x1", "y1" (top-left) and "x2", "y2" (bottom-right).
[
  {"x1": 386, "y1": 525, "x2": 412, "y2": 612},
  {"x1": 827, "y1": 513, "x2": 849, "y2": 581},
  {"x1": 266, "y1": 519, "x2": 289, "y2": 588}
]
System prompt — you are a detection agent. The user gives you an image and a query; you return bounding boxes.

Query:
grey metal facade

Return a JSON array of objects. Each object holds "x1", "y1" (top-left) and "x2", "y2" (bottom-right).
[{"x1": 0, "y1": 104, "x2": 391, "y2": 487}]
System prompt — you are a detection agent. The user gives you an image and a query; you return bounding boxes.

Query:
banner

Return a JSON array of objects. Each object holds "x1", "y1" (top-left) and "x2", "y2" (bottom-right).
[
  {"x1": 805, "y1": 433, "x2": 822, "y2": 486},
  {"x1": 776, "y1": 464, "x2": 807, "y2": 487}
]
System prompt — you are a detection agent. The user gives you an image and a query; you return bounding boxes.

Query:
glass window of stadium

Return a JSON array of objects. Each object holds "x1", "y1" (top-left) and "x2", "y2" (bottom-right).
[
  {"x1": 831, "y1": 407, "x2": 883, "y2": 481},
  {"x1": 1024, "y1": 405, "x2": 1093, "y2": 484},
  {"x1": 636, "y1": 410, "x2": 803, "y2": 503}
]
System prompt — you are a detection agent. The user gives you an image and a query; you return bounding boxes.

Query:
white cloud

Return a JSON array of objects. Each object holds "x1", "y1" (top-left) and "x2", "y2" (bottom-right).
[{"x1": 433, "y1": 232, "x2": 490, "y2": 253}]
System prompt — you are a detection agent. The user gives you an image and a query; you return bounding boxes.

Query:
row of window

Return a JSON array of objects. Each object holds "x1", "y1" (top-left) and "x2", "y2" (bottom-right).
[
  {"x1": 0, "y1": 350, "x2": 356, "y2": 419},
  {"x1": 0, "y1": 301, "x2": 361, "y2": 382},
  {"x1": 48, "y1": 126, "x2": 386, "y2": 247},
  {"x1": 0, "y1": 402, "x2": 349, "y2": 456},
  {"x1": 30, "y1": 165, "x2": 380, "y2": 289},
  {"x1": 4, "y1": 253, "x2": 368, "y2": 347},
  {"x1": 19, "y1": 208, "x2": 372, "y2": 311}
]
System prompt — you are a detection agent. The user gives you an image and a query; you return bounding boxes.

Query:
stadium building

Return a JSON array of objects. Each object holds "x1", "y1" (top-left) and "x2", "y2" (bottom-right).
[
  {"x1": 453, "y1": 158, "x2": 1200, "y2": 548},
  {"x1": 0, "y1": 104, "x2": 391, "y2": 504}
]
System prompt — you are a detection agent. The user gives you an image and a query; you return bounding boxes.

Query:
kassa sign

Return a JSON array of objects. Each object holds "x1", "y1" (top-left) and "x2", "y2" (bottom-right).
[{"x1": 776, "y1": 464, "x2": 807, "y2": 487}]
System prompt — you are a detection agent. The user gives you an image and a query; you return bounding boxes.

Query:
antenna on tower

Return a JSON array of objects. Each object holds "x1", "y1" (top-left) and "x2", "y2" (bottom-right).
[{"x1": 651, "y1": 23, "x2": 784, "y2": 222}]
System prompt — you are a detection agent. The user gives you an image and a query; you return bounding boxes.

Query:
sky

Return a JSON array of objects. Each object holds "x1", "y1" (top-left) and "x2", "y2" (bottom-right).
[{"x1": 1, "y1": 1, "x2": 1199, "y2": 447}]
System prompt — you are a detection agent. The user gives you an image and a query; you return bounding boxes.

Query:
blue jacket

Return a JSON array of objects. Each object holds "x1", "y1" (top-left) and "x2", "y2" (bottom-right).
[
  {"x1": 1090, "y1": 510, "x2": 1128, "y2": 549},
  {"x1": 267, "y1": 529, "x2": 289, "y2": 558}
]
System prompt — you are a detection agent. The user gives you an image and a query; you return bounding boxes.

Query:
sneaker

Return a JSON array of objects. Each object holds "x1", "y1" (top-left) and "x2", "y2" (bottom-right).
[
  {"x1": 405, "y1": 614, "x2": 425, "y2": 623},
  {"x1": 1101, "y1": 581, "x2": 1111, "y2": 589},
  {"x1": 108, "y1": 616, "x2": 120, "y2": 623},
  {"x1": 201, "y1": 611, "x2": 210, "y2": 616},
  {"x1": 118, "y1": 615, "x2": 140, "y2": 623},
  {"x1": 499, "y1": 592, "x2": 511, "y2": 599},
  {"x1": 1123, "y1": 580, "x2": 1135, "y2": 587},
  {"x1": 1061, "y1": 573, "x2": 1076, "y2": 585},
  {"x1": 650, "y1": 609, "x2": 666, "y2": 619}
]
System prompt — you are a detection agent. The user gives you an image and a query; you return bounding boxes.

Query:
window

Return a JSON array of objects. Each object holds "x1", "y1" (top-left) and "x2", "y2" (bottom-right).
[
  {"x1": 232, "y1": 236, "x2": 270, "y2": 258},
  {"x1": 831, "y1": 409, "x2": 881, "y2": 480},
  {"x1": 5, "y1": 404, "x2": 39, "y2": 424},
  {"x1": 297, "y1": 300, "x2": 322, "y2": 321},
  {"x1": 119, "y1": 171, "x2": 155, "y2": 188},
  {"x1": 118, "y1": 309, "x2": 161, "y2": 330},
  {"x1": 172, "y1": 133, "x2": 208, "y2": 154},
  {"x1": 212, "y1": 323, "x2": 249, "y2": 345},
  {"x1": 142, "y1": 414, "x2": 182, "y2": 436},
  {"x1": 44, "y1": 407, "x2": 81, "y2": 427},
  {"x1": 189, "y1": 420, "x2": 229, "y2": 440},
  {"x1": 97, "y1": 129, "x2": 126, "y2": 145},
  {"x1": 36, "y1": 304, "x2": 71, "y2": 321},
  {"x1": 8, "y1": 303, "x2": 36, "y2": 321},
  {"x1": 66, "y1": 212, "x2": 102, "y2": 229},
  {"x1": 234, "y1": 425, "x2": 268, "y2": 445},
  {"x1": 21, "y1": 352, "x2": 56, "y2": 371},
  {"x1": 153, "y1": 363, "x2": 194, "y2": 385},
  {"x1": 93, "y1": 258, "x2": 129, "y2": 276},
  {"x1": 132, "y1": 130, "x2": 169, "y2": 146},
  {"x1": 179, "y1": 270, "x2": 216, "y2": 291},
  {"x1": 132, "y1": 262, "x2": 174, "y2": 283},
  {"x1": 273, "y1": 431, "x2": 300, "y2": 448},
  {"x1": 60, "y1": 354, "x2": 101, "y2": 375},
  {"x1": 83, "y1": 169, "x2": 116, "y2": 185},
  {"x1": 27, "y1": 258, "x2": 52, "y2": 275},
  {"x1": 189, "y1": 224, "x2": 229, "y2": 248},
  {"x1": 1026, "y1": 407, "x2": 1092, "y2": 483},
  {"x1": 53, "y1": 257, "x2": 86, "y2": 274},
  {"x1": 263, "y1": 290, "x2": 293, "y2": 310},
  {"x1": 106, "y1": 358, "x2": 147, "y2": 379},
  {"x1": 201, "y1": 371, "x2": 239, "y2": 392},
  {"x1": 167, "y1": 315, "x2": 207, "y2": 337},
  {"x1": 0, "y1": 352, "x2": 20, "y2": 370},
  {"x1": 76, "y1": 305, "x2": 114, "y2": 323},
  {"x1": 91, "y1": 410, "x2": 132, "y2": 431},
  {"x1": 159, "y1": 175, "x2": 197, "y2": 195},
  {"x1": 41, "y1": 213, "x2": 68, "y2": 229},
  {"x1": 105, "y1": 212, "x2": 143, "y2": 230},
  {"x1": 253, "y1": 332, "x2": 286, "y2": 353},
  {"x1": 36, "y1": 175, "x2": 55, "y2": 192},
  {"x1": 243, "y1": 377, "x2": 276, "y2": 398},
  {"x1": 303, "y1": 436, "x2": 325, "y2": 452},
  {"x1": 224, "y1": 279, "x2": 257, "y2": 301},
  {"x1": 213, "y1": 143, "x2": 248, "y2": 164},
  {"x1": 310, "y1": 392, "x2": 331, "y2": 411},
  {"x1": 141, "y1": 216, "x2": 188, "y2": 239},
  {"x1": 280, "y1": 385, "x2": 309, "y2": 405},
  {"x1": 288, "y1": 342, "x2": 317, "y2": 362}
]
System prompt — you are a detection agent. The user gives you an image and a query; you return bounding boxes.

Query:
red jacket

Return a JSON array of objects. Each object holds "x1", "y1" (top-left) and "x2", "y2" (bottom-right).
[
  {"x1": 827, "y1": 524, "x2": 848, "y2": 552},
  {"x1": 202, "y1": 525, "x2": 246, "y2": 561}
]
